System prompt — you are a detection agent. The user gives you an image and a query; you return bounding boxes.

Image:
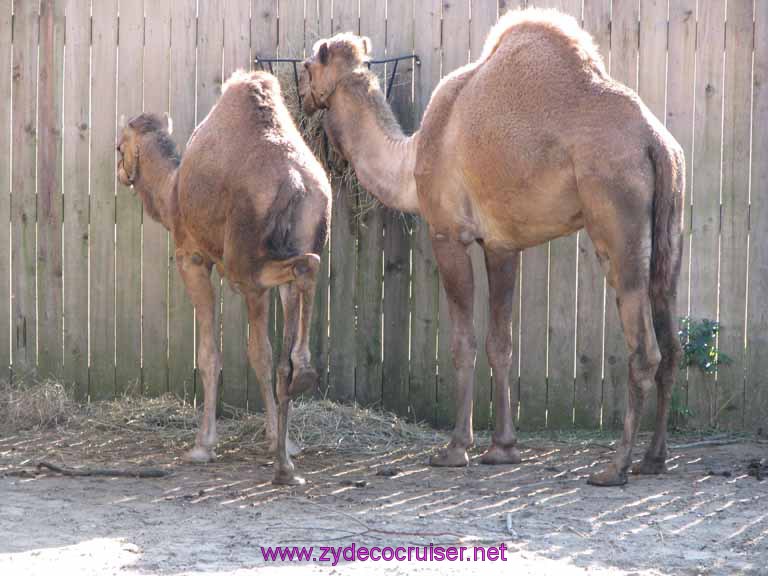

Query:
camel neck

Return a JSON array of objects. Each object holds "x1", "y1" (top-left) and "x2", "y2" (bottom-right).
[
  {"x1": 133, "y1": 145, "x2": 179, "y2": 231},
  {"x1": 326, "y1": 73, "x2": 420, "y2": 215}
]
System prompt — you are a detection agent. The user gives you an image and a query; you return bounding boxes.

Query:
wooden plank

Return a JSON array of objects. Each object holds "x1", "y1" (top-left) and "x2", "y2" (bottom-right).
[
  {"x1": 219, "y1": 0, "x2": 252, "y2": 411},
  {"x1": 715, "y1": 0, "x2": 752, "y2": 429},
  {"x1": 466, "y1": 0, "x2": 497, "y2": 430},
  {"x1": 637, "y1": 0, "x2": 667, "y2": 429},
  {"x1": 0, "y1": 1, "x2": 9, "y2": 381},
  {"x1": 115, "y1": 0, "x2": 143, "y2": 396},
  {"x1": 435, "y1": 0, "x2": 470, "y2": 428},
  {"x1": 600, "y1": 0, "x2": 638, "y2": 429},
  {"x1": 167, "y1": 0, "x2": 197, "y2": 402},
  {"x1": 195, "y1": 0, "x2": 224, "y2": 405},
  {"x1": 535, "y1": 0, "x2": 581, "y2": 429},
  {"x1": 327, "y1": 0, "x2": 358, "y2": 402},
  {"x1": 142, "y1": 2, "x2": 172, "y2": 397},
  {"x1": 665, "y1": 0, "x2": 696, "y2": 427},
  {"x1": 11, "y1": 0, "x2": 38, "y2": 377},
  {"x1": 410, "y1": 0, "x2": 441, "y2": 424},
  {"x1": 62, "y1": 0, "x2": 90, "y2": 397},
  {"x1": 688, "y1": 0, "x2": 725, "y2": 428},
  {"x1": 89, "y1": 0, "x2": 118, "y2": 398},
  {"x1": 306, "y1": 0, "x2": 331, "y2": 394},
  {"x1": 746, "y1": 0, "x2": 768, "y2": 433},
  {"x1": 575, "y1": 0, "x2": 610, "y2": 430},
  {"x1": 355, "y1": 1, "x2": 386, "y2": 406},
  {"x1": 37, "y1": 0, "x2": 65, "y2": 380},
  {"x1": 381, "y1": 0, "x2": 415, "y2": 416}
]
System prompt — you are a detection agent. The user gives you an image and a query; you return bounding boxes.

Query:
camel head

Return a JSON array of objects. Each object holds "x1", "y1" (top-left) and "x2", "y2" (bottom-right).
[
  {"x1": 300, "y1": 33, "x2": 372, "y2": 115},
  {"x1": 116, "y1": 112, "x2": 177, "y2": 190}
]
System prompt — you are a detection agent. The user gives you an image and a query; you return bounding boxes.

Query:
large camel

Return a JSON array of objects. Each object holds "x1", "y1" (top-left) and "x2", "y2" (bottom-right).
[
  {"x1": 301, "y1": 9, "x2": 684, "y2": 486},
  {"x1": 117, "y1": 70, "x2": 331, "y2": 485}
]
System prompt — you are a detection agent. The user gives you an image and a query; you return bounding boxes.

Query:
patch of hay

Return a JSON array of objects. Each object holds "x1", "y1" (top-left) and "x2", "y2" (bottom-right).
[{"x1": 0, "y1": 377, "x2": 77, "y2": 434}]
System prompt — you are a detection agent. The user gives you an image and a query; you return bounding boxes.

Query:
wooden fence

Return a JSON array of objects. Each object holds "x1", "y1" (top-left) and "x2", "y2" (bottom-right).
[{"x1": 1, "y1": 0, "x2": 766, "y2": 432}]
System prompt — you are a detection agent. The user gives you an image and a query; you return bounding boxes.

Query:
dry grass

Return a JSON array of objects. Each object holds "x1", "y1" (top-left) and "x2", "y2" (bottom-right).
[{"x1": 0, "y1": 377, "x2": 77, "y2": 434}]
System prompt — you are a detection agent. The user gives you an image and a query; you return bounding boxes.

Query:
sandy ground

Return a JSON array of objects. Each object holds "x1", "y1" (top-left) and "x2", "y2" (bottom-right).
[{"x1": 1, "y1": 412, "x2": 767, "y2": 576}]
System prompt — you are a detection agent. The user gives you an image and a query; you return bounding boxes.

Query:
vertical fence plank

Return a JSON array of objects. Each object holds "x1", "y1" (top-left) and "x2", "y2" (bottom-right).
[
  {"x1": 62, "y1": 0, "x2": 90, "y2": 397},
  {"x1": 638, "y1": 0, "x2": 667, "y2": 429},
  {"x1": 537, "y1": 0, "x2": 581, "y2": 429},
  {"x1": 575, "y1": 0, "x2": 609, "y2": 428},
  {"x1": 410, "y1": 0, "x2": 441, "y2": 422},
  {"x1": 37, "y1": 0, "x2": 64, "y2": 380},
  {"x1": 306, "y1": 0, "x2": 332, "y2": 394},
  {"x1": 0, "y1": 0, "x2": 9, "y2": 381},
  {"x1": 279, "y1": 0, "x2": 304, "y2": 57},
  {"x1": 688, "y1": 0, "x2": 725, "y2": 428},
  {"x1": 467, "y1": 0, "x2": 497, "y2": 430},
  {"x1": 716, "y1": 0, "x2": 752, "y2": 429},
  {"x1": 382, "y1": 0, "x2": 415, "y2": 416},
  {"x1": 747, "y1": 0, "x2": 768, "y2": 433},
  {"x1": 666, "y1": 0, "x2": 696, "y2": 427},
  {"x1": 115, "y1": 1, "x2": 144, "y2": 396},
  {"x1": 168, "y1": 0, "x2": 198, "y2": 402},
  {"x1": 435, "y1": 0, "x2": 470, "y2": 428},
  {"x1": 195, "y1": 0, "x2": 224, "y2": 405},
  {"x1": 600, "y1": 0, "x2": 637, "y2": 429},
  {"x1": 356, "y1": 1, "x2": 386, "y2": 406},
  {"x1": 219, "y1": 0, "x2": 252, "y2": 411},
  {"x1": 327, "y1": 0, "x2": 358, "y2": 402},
  {"x1": 143, "y1": 2, "x2": 172, "y2": 397},
  {"x1": 11, "y1": 0, "x2": 38, "y2": 378},
  {"x1": 89, "y1": 0, "x2": 118, "y2": 399}
]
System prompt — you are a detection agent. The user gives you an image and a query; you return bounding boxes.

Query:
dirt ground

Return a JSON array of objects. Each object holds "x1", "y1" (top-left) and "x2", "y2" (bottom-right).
[{"x1": 1, "y1": 401, "x2": 767, "y2": 576}]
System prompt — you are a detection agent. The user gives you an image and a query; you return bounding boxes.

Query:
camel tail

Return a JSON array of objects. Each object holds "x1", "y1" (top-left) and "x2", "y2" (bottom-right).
[{"x1": 649, "y1": 137, "x2": 685, "y2": 303}]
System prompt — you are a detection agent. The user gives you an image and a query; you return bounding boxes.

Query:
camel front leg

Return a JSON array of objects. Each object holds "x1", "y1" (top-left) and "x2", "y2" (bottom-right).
[
  {"x1": 480, "y1": 247, "x2": 522, "y2": 465},
  {"x1": 177, "y1": 251, "x2": 220, "y2": 463},
  {"x1": 429, "y1": 235, "x2": 476, "y2": 467}
]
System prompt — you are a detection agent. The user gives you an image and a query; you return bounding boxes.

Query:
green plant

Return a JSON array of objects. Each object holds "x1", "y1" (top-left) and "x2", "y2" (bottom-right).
[{"x1": 678, "y1": 317, "x2": 732, "y2": 374}]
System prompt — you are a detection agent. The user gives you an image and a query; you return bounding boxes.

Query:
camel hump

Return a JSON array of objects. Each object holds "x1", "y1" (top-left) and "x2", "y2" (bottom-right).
[{"x1": 480, "y1": 8, "x2": 604, "y2": 71}]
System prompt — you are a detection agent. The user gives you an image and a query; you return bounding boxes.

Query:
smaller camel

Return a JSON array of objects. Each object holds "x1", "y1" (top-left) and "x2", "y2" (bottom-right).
[
  {"x1": 301, "y1": 9, "x2": 684, "y2": 486},
  {"x1": 117, "y1": 70, "x2": 331, "y2": 485}
]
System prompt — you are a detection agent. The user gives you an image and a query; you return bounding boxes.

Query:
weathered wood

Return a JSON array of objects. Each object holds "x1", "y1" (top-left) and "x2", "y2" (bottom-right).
[
  {"x1": 688, "y1": 0, "x2": 725, "y2": 428},
  {"x1": 62, "y1": 0, "x2": 90, "y2": 397},
  {"x1": 115, "y1": 0, "x2": 144, "y2": 396},
  {"x1": 327, "y1": 0, "x2": 358, "y2": 402},
  {"x1": 142, "y1": 2, "x2": 172, "y2": 397},
  {"x1": 467, "y1": 0, "x2": 498, "y2": 430},
  {"x1": 638, "y1": 0, "x2": 667, "y2": 430},
  {"x1": 574, "y1": 0, "x2": 610, "y2": 430},
  {"x1": 89, "y1": 0, "x2": 118, "y2": 399},
  {"x1": 717, "y1": 0, "x2": 752, "y2": 429},
  {"x1": 37, "y1": 0, "x2": 64, "y2": 380},
  {"x1": 0, "y1": 1, "x2": 9, "y2": 381},
  {"x1": 435, "y1": 0, "x2": 470, "y2": 428},
  {"x1": 219, "y1": 0, "x2": 252, "y2": 411},
  {"x1": 167, "y1": 0, "x2": 197, "y2": 403},
  {"x1": 665, "y1": 0, "x2": 696, "y2": 428},
  {"x1": 409, "y1": 0, "x2": 441, "y2": 424},
  {"x1": 382, "y1": 0, "x2": 415, "y2": 416},
  {"x1": 11, "y1": 1, "x2": 38, "y2": 378},
  {"x1": 601, "y1": 0, "x2": 637, "y2": 430},
  {"x1": 746, "y1": 0, "x2": 768, "y2": 433},
  {"x1": 536, "y1": 0, "x2": 580, "y2": 429}
]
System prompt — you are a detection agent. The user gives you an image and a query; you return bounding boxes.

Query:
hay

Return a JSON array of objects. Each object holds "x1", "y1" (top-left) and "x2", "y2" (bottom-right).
[{"x1": 0, "y1": 376, "x2": 77, "y2": 434}]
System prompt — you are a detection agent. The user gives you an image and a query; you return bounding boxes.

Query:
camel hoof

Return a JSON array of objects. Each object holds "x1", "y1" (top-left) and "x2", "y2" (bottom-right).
[
  {"x1": 272, "y1": 469, "x2": 306, "y2": 486},
  {"x1": 288, "y1": 368, "x2": 317, "y2": 396},
  {"x1": 429, "y1": 446, "x2": 469, "y2": 467},
  {"x1": 185, "y1": 446, "x2": 216, "y2": 463},
  {"x1": 480, "y1": 444, "x2": 522, "y2": 465},
  {"x1": 632, "y1": 455, "x2": 667, "y2": 475},
  {"x1": 587, "y1": 467, "x2": 628, "y2": 487}
]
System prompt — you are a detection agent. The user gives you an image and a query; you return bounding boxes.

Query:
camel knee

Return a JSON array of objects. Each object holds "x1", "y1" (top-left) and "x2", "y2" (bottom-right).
[
  {"x1": 486, "y1": 332, "x2": 513, "y2": 372},
  {"x1": 452, "y1": 331, "x2": 477, "y2": 370},
  {"x1": 629, "y1": 346, "x2": 661, "y2": 395}
]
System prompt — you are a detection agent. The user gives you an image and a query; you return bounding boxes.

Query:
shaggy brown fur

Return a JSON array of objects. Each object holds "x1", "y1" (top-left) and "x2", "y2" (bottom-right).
[
  {"x1": 302, "y1": 8, "x2": 684, "y2": 487},
  {"x1": 117, "y1": 70, "x2": 332, "y2": 485}
]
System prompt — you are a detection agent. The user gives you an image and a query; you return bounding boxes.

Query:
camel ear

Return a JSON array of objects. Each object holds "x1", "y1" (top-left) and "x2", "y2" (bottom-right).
[
  {"x1": 317, "y1": 42, "x2": 329, "y2": 65},
  {"x1": 162, "y1": 113, "x2": 173, "y2": 135},
  {"x1": 360, "y1": 36, "x2": 372, "y2": 56}
]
